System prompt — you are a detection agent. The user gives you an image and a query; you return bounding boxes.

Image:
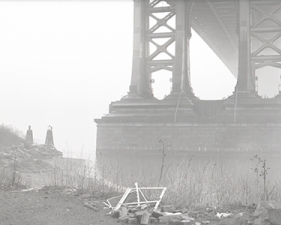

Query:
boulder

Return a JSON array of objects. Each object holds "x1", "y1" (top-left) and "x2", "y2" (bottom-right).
[
  {"x1": 268, "y1": 209, "x2": 281, "y2": 225},
  {"x1": 253, "y1": 201, "x2": 281, "y2": 225}
]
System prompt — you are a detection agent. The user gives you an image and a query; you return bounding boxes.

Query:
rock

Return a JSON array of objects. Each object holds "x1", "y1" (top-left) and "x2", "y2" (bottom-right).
[
  {"x1": 141, "y1": 211, "x2": 150, "y2": 225},
  {"x1": 120, "y1": 206, "x2": 128, "y2": 217},
  {"x1": 268, "y1": 209, "x2": 281, "y2": 225},
  {"x1": 149, "y1": 217, "x2": 158, "y2": 224},
  {"x1": 129, "y1": 207, "x2": 138, "y2": 213},
  {"x1": 128, "y1": 213, "x2": 136, "y2": 218},
  {"x1": 135, "y1": 209, "x2": 149, "y2": 217},
  {"x1": 141, "y1": 204, "x2": 148, "y2": 210},
  {"x1": 253, "y1": 201, "x2": 281, "y2": 225},
  {"x1": 118, "y1": 216, "x2": 129, "y2": 223},
  {"x1": 168, "y1": 219, "x2": 181, "y2": 225},
  {"x1": 136, "y1": 215, "x2": 142, "y2": 224},
  {"x1": 178, "y1": 220, "x2": 193, "y2": 225},
  {"x1": 180, "y1": 214, "x2": 194, "y2": 221},
  {"x1": 206, "y1": 207, "x2": 214, "y2": 213},
  {"x1": 152, "y1": 209, "x2": 164, "y2": 218},
  {"x1": 111, "y1": 210, "x2": 121, "y2": 218},
  {"x1": 128, "y1": 218, "x2": 138, "y2": 224}
]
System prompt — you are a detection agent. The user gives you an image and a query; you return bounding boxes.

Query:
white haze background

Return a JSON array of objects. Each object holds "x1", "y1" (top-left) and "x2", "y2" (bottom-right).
[{"x1": 0, "y1": 0, "x2": 251, "y2": 159}]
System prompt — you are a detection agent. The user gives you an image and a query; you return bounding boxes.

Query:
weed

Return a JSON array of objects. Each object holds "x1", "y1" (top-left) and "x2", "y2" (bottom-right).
[
  {"x1": 0, "y1": 153, "x2": 26, "y2": 190},
  {"x1": 250, "y1": 155, "x2": 270, "y2": 200},
  {"x1": 158, "y1": 140, "x2": 172, "y2": 186}
]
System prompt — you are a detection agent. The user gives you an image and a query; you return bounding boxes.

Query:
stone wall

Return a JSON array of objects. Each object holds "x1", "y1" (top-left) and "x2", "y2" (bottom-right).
[{"x1": 96, "y1": 122, "x2": 281, "y2": 152}]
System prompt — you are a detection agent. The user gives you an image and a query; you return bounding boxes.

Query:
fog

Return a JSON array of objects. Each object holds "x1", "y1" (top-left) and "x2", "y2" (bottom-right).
[{"x1": 0, "y1": 0, "x2": 259, "y2": 159}]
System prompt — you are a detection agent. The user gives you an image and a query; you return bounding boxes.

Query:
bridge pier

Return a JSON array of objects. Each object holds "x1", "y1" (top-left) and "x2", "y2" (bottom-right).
[{"x1": 95, "y1": 0, "x2": 281, "y2": 154}]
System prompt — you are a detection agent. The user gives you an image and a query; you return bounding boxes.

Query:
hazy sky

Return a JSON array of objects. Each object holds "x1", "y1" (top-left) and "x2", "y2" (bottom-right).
[{"x1": 0, "y1": 0, "x2": 241, "y2": 158}]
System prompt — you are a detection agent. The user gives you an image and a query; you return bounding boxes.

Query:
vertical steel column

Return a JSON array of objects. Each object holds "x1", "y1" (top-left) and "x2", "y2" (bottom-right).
[
  {"x1": 235, "y1": 0, "x2": 255, "y2": 93},
  {"x1": 173, "y1": 0, "x2": 186, "y2": 94},
  {"x1": 181, "y1": 1, "x2": 194, "y2": 96},
  {"x1": 128, "y1": 0, "x2": 194, "y2": 100},
  {"x1": 129, "y1": 0, "x2": 150, "y2": 98},
  {"x1": 172, "y1": 0, "x2": 194, "y2": 97}
]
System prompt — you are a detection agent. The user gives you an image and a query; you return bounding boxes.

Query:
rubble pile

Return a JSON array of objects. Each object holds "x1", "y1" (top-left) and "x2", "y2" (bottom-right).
[
  {"x1": 104, "y1": 203, "x2": 258, "y2": 225},
  {"x1": 101, "y1": 183, "x2": 255, "y2": 225},
  {"x1": 107, "y1": 204, "x2": 198, "y2": 225},
  {"x1": 0, "y1": 144, "x2": 62, "y2": 173}
]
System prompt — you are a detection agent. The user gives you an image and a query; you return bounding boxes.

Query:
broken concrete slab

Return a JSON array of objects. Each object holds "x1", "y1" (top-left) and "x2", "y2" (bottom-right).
[{"x1": 254, "y1": 201, "x2": 281, "y2": 225}]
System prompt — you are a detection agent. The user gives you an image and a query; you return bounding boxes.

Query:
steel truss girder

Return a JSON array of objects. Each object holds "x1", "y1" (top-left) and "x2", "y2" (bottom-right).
[
  {"x1": 147, "y1": 0, "x2": 176, "y2": 74},
  {"x1": 250, "y1": 0, "x2": 281, "y2": 70},
  {"x1": 128, "y1": 0, "x2": 281, "y2": 98}
]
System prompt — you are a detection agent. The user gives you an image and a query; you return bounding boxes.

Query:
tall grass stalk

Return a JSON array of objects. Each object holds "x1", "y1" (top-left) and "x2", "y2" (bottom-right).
[{"x1": 7, "y1": 149, "x2": 278, "y2": 209}]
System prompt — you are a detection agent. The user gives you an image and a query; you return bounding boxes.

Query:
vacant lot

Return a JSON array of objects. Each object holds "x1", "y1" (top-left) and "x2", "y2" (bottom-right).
[{"x1": 0, "y1": 188, "x2": 119, "y2": 225}]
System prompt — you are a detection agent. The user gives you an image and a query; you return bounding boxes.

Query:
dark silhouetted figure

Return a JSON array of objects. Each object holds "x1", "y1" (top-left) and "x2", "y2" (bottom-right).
[
  {"x1": 45, "y1": 125, "x2": 54, "y2": 146},
  {"x1": 25, "y1": 125, "x2": 33, "y2": 146}
]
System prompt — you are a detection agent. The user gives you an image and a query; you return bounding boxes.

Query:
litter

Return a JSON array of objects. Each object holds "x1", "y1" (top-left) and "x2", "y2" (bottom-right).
[
  {"x1": 103, "y1": 182, "x2": 166, "y2": 210},
  {"x1": 216, "y1": 212, "x2": 232, "y2": 218}
]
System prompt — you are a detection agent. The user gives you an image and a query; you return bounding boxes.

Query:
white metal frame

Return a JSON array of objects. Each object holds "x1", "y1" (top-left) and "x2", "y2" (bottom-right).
[{"x1": 104, "y1": 183, "x2": 166, "y2": 211}]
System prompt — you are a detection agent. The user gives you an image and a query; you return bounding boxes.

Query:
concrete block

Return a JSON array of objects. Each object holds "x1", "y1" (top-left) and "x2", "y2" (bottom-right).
[
  {"x1": 120, "y1": 206, "x2": 128, "y2": 217},
  {"x1": 128, "y1": 218, "x2": 138, "y2": 224},
  {"x1": 111, "y1": 210, "x2": 120, "y2": 218},
  {"x1": 149, "y1": 217, "x2": 158, "y2": 224},
  {"x1": 168, "y1": 219, "x2": 181, "y2": 225},
  {"x1": 118, "y1": 216, "x2": 129, "y2": 223},
  {"x1": 141, "y1": 211, "x2": 150, "y2": 225},
  {"x1": 152, "y1": 210, "x2": 164, "y2": 218}
]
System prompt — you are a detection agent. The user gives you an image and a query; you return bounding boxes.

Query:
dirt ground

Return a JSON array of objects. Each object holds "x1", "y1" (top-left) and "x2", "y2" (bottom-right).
[
  {"x1": 0, "y1": 186, "x2": 256, "y2": 225},
  {"x1": 0, "y1": 187, "x2": 119, "y2": 225}
]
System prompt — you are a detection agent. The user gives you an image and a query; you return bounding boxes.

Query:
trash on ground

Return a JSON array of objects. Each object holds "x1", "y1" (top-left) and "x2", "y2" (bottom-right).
[
  {"x1": 103, "y1": 183, "x2": 199, "y2": 224},
  {"x1": 103, "y1": 182, "x2": 166, "y2": 210},
  {"x1": 215, "y1": 212, "x2": 232, "y2": 218}
]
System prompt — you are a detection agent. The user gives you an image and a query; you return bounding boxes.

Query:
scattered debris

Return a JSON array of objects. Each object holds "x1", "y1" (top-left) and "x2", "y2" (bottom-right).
[
  {"x1": 104, "y1": 182, "x2": 166, "y2": 210},
  {"x1": 84, "y1": 201, "x2": 99, "y2": 212},
  {"x1": 215, "y1": 212, "x2": 232, "y2": 219},
  {"x1": 104, "y1": 183, "x2": 197, "y2": 224},
  {"x1": 103, "y1": 187, "x2": 256, "y2": 224}
]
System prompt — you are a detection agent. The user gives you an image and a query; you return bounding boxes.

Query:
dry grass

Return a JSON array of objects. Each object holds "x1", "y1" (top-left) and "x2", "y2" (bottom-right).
[
  {"x1": 158, "y1": 158, "x2": 281, "y2": 209},
  {"x1": 2, "y1": 147, "x2": 281, "y2": 210},
  {"x1": 39, "y1": 156, "x2": 125, "y2": 198}
]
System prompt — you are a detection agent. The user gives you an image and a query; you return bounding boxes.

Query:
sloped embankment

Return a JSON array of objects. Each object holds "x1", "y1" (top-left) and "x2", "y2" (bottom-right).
[{"x1": 0, "y1": 144, "x2": 63, "y2": 173}]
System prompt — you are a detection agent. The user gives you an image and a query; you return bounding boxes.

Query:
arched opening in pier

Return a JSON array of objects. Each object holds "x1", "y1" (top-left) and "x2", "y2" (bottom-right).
[
  {"x1": 189, "y1": 30, "x2": 236, "y2": 100},
  {"x1": 151, "y1": 70, "x2": 172, "y2": 100},
  {"x1": 255, "y1": 66, "x2": 280, "y2": 98},
  {"x1": 252, "y1": 33, "x2": 281, "y2": 98}
]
